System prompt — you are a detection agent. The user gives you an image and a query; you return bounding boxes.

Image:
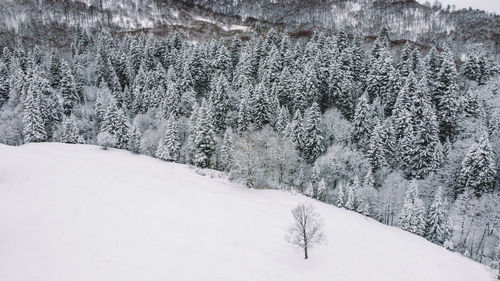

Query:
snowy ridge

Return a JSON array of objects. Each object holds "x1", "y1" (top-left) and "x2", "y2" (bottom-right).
[
  {"x1": 0, "y1": 143, "x2": 493, "y2": 281},
  {"x1": 0, "y1": 0, "x2": 497, "y2": 51}
]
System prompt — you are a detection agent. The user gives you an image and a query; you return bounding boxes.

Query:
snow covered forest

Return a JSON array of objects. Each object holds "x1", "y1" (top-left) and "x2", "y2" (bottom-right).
[{"x1": 0, "y1": 25, "x2": 499, "y2": 268}]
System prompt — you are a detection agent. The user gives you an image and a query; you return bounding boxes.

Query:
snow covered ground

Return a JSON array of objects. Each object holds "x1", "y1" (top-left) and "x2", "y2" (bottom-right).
[
  {"x1": 0, "y1": 143, "x2": 494, "y2": 281},
  {"x1": 192, "y1": 15, "x2": 250, "y2": 32}
]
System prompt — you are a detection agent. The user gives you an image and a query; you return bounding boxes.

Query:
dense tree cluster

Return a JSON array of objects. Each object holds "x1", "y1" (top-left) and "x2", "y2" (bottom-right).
[{"x1": 0, "y1": 27, "x2": 498, "y2": 266}]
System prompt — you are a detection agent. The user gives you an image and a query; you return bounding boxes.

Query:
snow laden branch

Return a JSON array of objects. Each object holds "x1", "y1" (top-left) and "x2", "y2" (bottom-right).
[{"x1": 287, "y1": 203, "x2": 324, "y2": 259}]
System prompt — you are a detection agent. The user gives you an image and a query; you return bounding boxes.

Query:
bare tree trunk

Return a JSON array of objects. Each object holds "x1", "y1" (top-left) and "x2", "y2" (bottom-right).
[
  {"x1": 279, "y1": 164, "x2": 283, "y2": 185},
  {"x1": 476, "y1": 225, "x2": 488, "y2": 257},
  {"x1": 303, "y1": 225, "x2": 308, "y2": 259},
  {"x1": 479, "y1": 243, "x2": 484, "y2": 264},
  {"x1": 288, "y1": 204, "x2": 323, "y2": 260},
  {"x1": 463, "y1": 217, "x2": 475, "y2": 247}
]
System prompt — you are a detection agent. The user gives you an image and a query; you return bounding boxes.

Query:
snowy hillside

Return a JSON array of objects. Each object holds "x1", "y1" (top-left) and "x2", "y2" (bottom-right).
[
  {"x1": 1, "y1": 0, "x2": 498, "y2": 52},
  {"x1": 0, "y1": 143, "x2": 493, "y2": 281}
]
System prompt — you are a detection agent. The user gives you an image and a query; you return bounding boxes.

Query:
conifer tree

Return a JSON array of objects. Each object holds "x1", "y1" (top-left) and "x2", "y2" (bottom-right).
[
  {"x1": 304, "y1": 182, "x2": 314, "y2": 197},
  {"x1": 267, "y1": 87, "x2": 281, "y2": 126},
  {"x1": 127, "y1": 126, "x2": 141, "y2": 153},
  {"x1": 295, "y1": 169, "x2": 305, "y2": 192},
  {"x1": 476, "y1": 55, "x2": 493, "y2": 85},
  {"x1": 27, "y1": 65, "x2": 62, "y2": 139},
  {"x1": 332, "y1": 72, "x2": 356, "y2": 119},
  {"x1": 234, "y1": 49, "x2": 255, "y2": 90},
  {"x1": 186, "y1": 103, "x2": 201, "y2": 160},
  {"x1": 275, "y1": 106, "x2": 289, "y2": 134},
  {"x1": 311, "y1": 163, "x2": 320, "y2": 185},
  {"x1": 95, "y1": 91, "x2": 107, "y2": 126},
  {"x1": 111, "y1": 67, "x2": 124, "y2": 98},
  {"x1": 436, "y1": 45, "x2": 460, "y2": 140},
  {"x1": 22, "y1": 90, "x2": 46, "y2": 143},
  {"x1": 458, "y1": 132, "x2": 496, "y2": 197},
  {"x1": 286, "y1": 109, "x2": 303, "y2": 150},
  {"x1": 213, "y1": 45, "x2": 232, "y2": 78},
  {"x1": 49, "y1": 52, "x2": 62, "y2": 88},
  {"x1": 130, "y1": 66, "x2": 148, "y2": 114},
  {"x1": 392, "y1": 72, "x2": 418, "y2": 127},
  {"x1": 368, "y1": 122, "x2": 389, "y2": 172},
  {"x1": 359, "y1": 201, "x2": 371, "y2": 216},
  {"x1": 400, "y1": 180, "x2": 426, "y2": 236},
  {"x1": 230, "y1": 35, "x2": 242, "y2": 70},
  {"x1": 209, "y1": 75, "x2": 231, "y2": 131},
  {"x1": 162, "y1": 81, "x2": 181, "y2": 118},
  {"x1": 423, "y1": 46, "x2": 442, "y2": 104},
  {"x1": 345, "y1": 183, "x2": 355, "y2": 211},
  {"x1": 73, "y1": 63, "x2": 86, "y2": 102},
  {"x1": 155, "y1": 115, "x2": 181, "y2": 162},
  {"x1": 237, "y1": 88, "x2": 252, "y2": 133},
  {"x1": 382, "y1": 118, "x2": 398, "y2": 166},
  {"x1": 378, "y1": 26, "x2": 391, "y2": 48},
  {"x1": 193, "y1": 100, "x2": 216, "y2": 168},
  {"x1": 100, "y1": 101, "x2": 129, "y2": 149},
  {"x1": 426, "y1": 187, "x2": 452, "y2": 245},
  {"x1": 115, "y1": 51, "x2": 129, "y2": 89},
  {"x1": 8, "y1": 58, "x2": 25, "y2": 105},
  {"x1": 259, "y1": 45, "x2": 282, "y2": 85},
  {"x1": 346, "y1": 176, "x2": 360, "y2": 211},
  {"x1": 275, "y1": 67, "x2": 295, "y2": 108},
  {"x1": 251, "y1": 37, "x2": 266, "y2": 79},
  {"x1": 59, "y1": 115, "x2": 82, "y2": 144},
  {"x1": 250, "y1": 83, "x2": 270, "y2": 129},
  {"x1": 60, "y1": 60, "x2": 79, "y2": 116},
  {"x1": 358, "y1": 170, "x2": 377, "y2": 217},
  {"x1": 351, "y1": 32, "x2": 366, "y2": 83},
  {"x1": 336, "y1": 29, "x2": 349, "y2": 53},
  {"x1": 461, "y1": 44, "x2": 492, "y2": 84},
  {"x1": 363, "y1": 169, "x2": 375, "y2": 190},
  {"x1": 31, "y1": 46, "x2": 43, "y2": 66},
  {"x1": 317, "y1": 178, "x2": 327, "y2": 202},
  {"x1": 301, "y1": 103, "x2": 324, "y2": 163},
  {"x1": 398, "y1": 123, "x2": 416, "y2": 176},
  {"x1": 410, "y1": 100, "x2": 443, "y2": 179},
  {"x1": 265, "y1": 28, "x2": 280, "y2": 50},
  {"x1": 0, "y1": 62, "x2": 9, "y2": 106},
  {"x1": 189, "y1": 46, "x2": 210, "y2": 96},
  {"x1": 396, "y1": 76, "x2": 443, "y2": 178},
  {"x1": 337, "y1": 183, "x2": 345, "y2": 208},
  {"x1": 366, "y1": 47, "x2": 397, "y2": 104},
  {"x1": 294, "y1": 62, "x2": 320, "y2": 112},
  {"x1": 96, "y1": 52, "x2": 110, "y2": 86},
  {"x1": 398, "y1": 43, "x2": 413, "y2": 78},
  {"x1": 353, "y1": 92, "x2": 375, "y2": 149},
  {"x1": 220, "y1": 128, "x2": 234, "y2": 171},
  {"x1": 178, "y1": 63, "x2": 195, "y2": 95}
]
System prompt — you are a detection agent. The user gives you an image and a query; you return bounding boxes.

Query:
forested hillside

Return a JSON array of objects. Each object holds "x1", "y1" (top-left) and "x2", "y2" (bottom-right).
[
  {"x1": 0, "y1": 0, "x2": 499, "y2": 55},
  {"x1": 0, "y1": 24, "x2": 499, "y2": 267}
]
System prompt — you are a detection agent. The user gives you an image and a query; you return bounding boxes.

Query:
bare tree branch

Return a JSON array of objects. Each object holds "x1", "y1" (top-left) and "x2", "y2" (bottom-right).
[{"x1": 287, "y1": 203, "x2": 324, "y2": 259}]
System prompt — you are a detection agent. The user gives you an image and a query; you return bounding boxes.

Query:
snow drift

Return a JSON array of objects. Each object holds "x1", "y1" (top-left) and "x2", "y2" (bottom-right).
[{"x1": 0, "y1": 143, "x2": 493, "y2": 281}]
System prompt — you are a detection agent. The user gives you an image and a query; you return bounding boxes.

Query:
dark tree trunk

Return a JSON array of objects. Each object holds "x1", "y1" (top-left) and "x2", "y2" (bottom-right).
[{"x1": 304, "y1": 247, "x2": 308, "y2": 259}]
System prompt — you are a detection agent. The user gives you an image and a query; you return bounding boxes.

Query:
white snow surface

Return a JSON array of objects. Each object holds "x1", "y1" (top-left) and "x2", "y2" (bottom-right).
[
  {"x1": 0, "y1": 143, "x2": 493, "y2": 281},
  {"x1": 192, "y1": 15, "x2": 250, "y2": 31}
]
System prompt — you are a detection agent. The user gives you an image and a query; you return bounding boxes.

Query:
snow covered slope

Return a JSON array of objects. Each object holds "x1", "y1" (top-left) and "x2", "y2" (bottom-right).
[{"x1": 0, "y1": 143, "x2": 493, "y2": 281}]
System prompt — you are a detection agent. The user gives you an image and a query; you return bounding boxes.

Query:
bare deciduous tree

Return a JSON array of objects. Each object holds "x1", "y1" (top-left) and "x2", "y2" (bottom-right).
[{"x1": 287, "y1": 203, "x2": 324, "y2": 259}]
